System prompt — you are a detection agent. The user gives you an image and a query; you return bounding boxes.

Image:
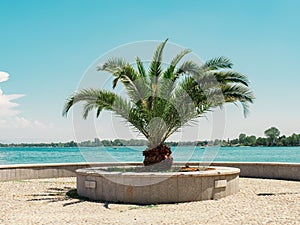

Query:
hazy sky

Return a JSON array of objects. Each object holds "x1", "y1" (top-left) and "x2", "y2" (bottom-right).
[{"x1": 0, "y1": 0, "x2": 300, "y2": 143}]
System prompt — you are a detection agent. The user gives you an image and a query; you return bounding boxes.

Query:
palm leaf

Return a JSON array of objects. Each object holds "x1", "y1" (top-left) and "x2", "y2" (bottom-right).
[
  {"x1": 163, "y1": 49, "x2": 191, "y2": 80},
  {"x1": 210, "y1": 70, "x2": 250, "y2": 86},
  {"x1": 175, "y1": 61, "x2": 203, "y2": 79},
  {"x1": 64, "y1": 40, "x2": 255, "y2": 148},
  {"x1": 159, "y1": 49, "x2": 191, "y2": 98},
  {"x1": 148, "y1": 38, "x2": 168, "y2": 78},
  {"x1": 136, "y1": 57, "x2": 147, "y2": 79},
  {"x1": 148, "y1": 39, "x2": 168, "y2": 110},
  {"x1": 63, "y1": 89, "x2": 114, "y2": 117},
  {"x1": 202, "y1": 57, "x2": 233, "y2": 70}
]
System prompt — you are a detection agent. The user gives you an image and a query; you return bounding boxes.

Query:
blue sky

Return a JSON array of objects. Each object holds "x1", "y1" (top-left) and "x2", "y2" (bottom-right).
[{"x1": 0, "y1": 0, "x2": 300, "y2": 143}]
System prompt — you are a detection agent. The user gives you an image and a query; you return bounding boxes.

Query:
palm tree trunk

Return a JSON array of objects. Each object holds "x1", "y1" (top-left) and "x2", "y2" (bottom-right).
[{"x1": 142, "y1": 144, "x2": 173, "y2": 170}]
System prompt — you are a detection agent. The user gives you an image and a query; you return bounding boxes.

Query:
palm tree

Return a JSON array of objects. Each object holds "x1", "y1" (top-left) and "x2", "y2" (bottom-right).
[{"x1": 63, "y1": 39, "x2": 254, "y2": 170}]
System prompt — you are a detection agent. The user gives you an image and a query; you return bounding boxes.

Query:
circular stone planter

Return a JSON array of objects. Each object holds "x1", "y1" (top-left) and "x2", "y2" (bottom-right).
[{"x1": 76, "y1": 165, "x2": 240, "y2": 204}]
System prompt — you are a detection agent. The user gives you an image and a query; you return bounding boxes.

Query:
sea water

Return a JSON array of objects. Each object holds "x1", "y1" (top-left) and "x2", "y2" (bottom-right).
[{"x1": 0, "y1": 146, "x2": 299, "y2": 165}]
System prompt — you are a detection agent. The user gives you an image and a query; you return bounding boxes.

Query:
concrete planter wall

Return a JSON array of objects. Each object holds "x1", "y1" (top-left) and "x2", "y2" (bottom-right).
[
  {"x1": 76, "y1": 166, "x2": 240, "y2": 204},
  {"x1": 212, "y1": 162, "x2": 300, "y2": 180},
  {"x1": 1, "y1": 162, "x2": 299, "y2": 181}
]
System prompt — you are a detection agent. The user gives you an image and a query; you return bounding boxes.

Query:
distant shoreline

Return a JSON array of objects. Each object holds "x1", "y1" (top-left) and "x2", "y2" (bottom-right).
[
  {"x1": 2, "y1": 128, "x2": 299, "y2": 148},
  {"x1": 1, "y1": 144, "x2": 300, "y2": 148}
]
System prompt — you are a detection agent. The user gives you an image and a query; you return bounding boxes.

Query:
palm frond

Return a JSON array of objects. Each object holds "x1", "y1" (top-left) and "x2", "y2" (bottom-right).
[
  {"x1": 63, "y1": 88, "x2": 133, "y2": 121},
  {"x1": 112, "y1": 95, "x2": 132, "y2": 120},
  {"x1": 163, "y1": 49, "x2": 191, "y2": 80},
  {"x1": 98, "y1": 58, "x2": 127, "y2": 74},
  {"x1": 158, "y1": 49, "x2": 192, "y2": 99},
  {"x1": 148, "y1": 39, "x2": 168, "y2": 110},
  {"x1": 136, "y1": 57, "x2": 147, "y2": 79},
  {"x1": 98, "y1": 57, "x2": 149, "y2": 105},
  {"x1": 82, "y1": 102, "x2": 103, "y2": 119},
  {"x1": 210, "y1": 70, "x2": 250, "y2": 86},
  {"x1": 221, "y1": 84, "x2": 255, "y2": 117},
  {"x1": 64, "y1": 40, "x2": 255, "y2": 147},
  {"x1": 241, "y1": 101, "x2": 250, "y2": 117},
  {"x1": 175, "y1": 60, "x2": 203, "y2": 79},
  {"x1": 221, "y1": 84, "x2": 255, "y2": 103},
  {"x1": 97, "y1": 58, "x2": 138, "y2": 88},
  {"x1": 148, "y1": 38, "x2": 168, "y2": 78},
  {"x1": 128, "y1": 105, "x2": 150, "y2": 138},
  {"x1": 202, "y1": 57, "x2": 233, "y2": 70},
  {"x1": 63, "y1": 89, "x2": 115, "y2": 117}
]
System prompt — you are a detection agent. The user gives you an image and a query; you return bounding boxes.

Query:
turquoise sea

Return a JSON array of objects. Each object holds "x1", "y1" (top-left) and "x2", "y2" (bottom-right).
[{"x1": 0, "y1": 146, "x2": 299, "y2": 165}]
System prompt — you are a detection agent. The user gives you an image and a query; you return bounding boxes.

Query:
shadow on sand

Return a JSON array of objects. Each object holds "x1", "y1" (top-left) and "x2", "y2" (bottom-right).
[{"x1": 26, "y1": 187, "x2": 94, "y2": 207}]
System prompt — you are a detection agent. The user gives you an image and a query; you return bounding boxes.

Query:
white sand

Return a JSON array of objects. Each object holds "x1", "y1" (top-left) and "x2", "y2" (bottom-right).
[{"x1": 0, "y1": 177, "x2": 299, "y2": 225}]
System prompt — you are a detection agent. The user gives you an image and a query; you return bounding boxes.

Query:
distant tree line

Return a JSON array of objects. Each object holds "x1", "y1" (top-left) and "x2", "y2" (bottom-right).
[
  {"x1": 0, "y1": 141, "x2": 78, "y2": 148},
  {"x1": 228, "y1": 127, "x2": 300, "y2": 147},
  {"x1": 1, "y1": 127, "x2": 299, "y2": 147},
  {"x1": 0, "y1": 139, "x2": 147, "y2": 148},
  {"x1": 79, "y1": 138, "x2": 148, "y2": 147}
]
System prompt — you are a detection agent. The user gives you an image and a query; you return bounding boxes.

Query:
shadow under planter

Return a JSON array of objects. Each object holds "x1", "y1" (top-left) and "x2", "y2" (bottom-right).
[{"x1": 76, "y1": 166, "x2": 240, "y2": 204}]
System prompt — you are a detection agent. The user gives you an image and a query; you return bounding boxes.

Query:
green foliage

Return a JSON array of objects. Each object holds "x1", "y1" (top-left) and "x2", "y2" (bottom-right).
[
  {"x1": 239, "y1": 133, "x2": 247, "y2": 144},
  {"x1": 237, "y1": 133, "x2": 258, "y2": 146},
  {"x1": 231, "y1": 127, "x2": 300, "y2": 147},
  {"x1": 63, "y1": 40, "x2": 254, "y2": 148},
  {"x1": 264, "y1": 127, "x2": 280, "y2": 145},
  {"x1": 256, "y1": 137, "x2": 268, "y2": 146},
  {"x1": 230, "y1": 138, "x2": 239, "y2": 145},
  {"x1": 245, "y1": 135, "x2": 257, "y2": 146}
]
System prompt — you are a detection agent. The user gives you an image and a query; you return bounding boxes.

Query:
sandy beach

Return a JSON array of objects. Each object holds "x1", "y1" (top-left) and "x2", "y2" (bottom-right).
[{"x1": 0, "y1": 177, "x2": 299, "y2": 225}]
